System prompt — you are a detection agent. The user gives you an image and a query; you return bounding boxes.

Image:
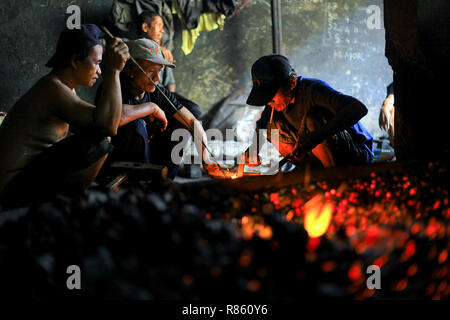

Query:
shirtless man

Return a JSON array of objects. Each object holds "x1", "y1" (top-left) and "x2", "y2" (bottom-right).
[{"x1": 0, "y1": 24, "x2": 129, "y2": 208}]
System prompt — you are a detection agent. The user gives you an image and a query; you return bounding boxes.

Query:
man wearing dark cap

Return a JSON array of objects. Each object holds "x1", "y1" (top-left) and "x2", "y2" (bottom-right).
[
  {"x1": 243, "y1": 54, "x2": 373, "y2": 169},
  {"x1": 0, "y1": 24, "x2": 129, "y2": 208},
  {"x1": 97, "y1": 38, "x2": 216, "y2": 179}
]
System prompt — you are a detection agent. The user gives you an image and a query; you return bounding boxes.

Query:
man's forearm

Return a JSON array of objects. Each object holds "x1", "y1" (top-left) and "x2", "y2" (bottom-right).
[
  {"x1": 120, "y1": 103, "x2": 158, "y2": 127},
  {"x1": 244, "y1": 129, "x2": 263, "y2": 164},
  {"x1": 94, "y1": 70, "x2": 122, "y2": 136},
  {"x1": 321, "y1": 100, "x2": 367, "y2": 139},
  {"x1": 174, "y1": 107, "x2": 210, "y2": 163},
  {"x1": 192, "y1": 119, "x2": 210, "y2": 162}
]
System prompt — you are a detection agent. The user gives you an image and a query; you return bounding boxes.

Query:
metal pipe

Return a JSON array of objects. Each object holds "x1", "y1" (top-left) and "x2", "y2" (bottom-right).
[{"x1": 271, "y1": 0, "x2": 282, "y2": 54}]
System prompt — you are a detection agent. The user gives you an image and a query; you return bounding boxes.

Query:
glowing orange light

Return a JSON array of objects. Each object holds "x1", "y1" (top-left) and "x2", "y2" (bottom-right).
[
  {"x1": 182, "y1": 274, "x2": 195, "y2": 286},
  {"x1": 304, "y1": 195, "x2": 334, "y2": 238},
  {"x1": 286, "y1": 210, "x2": 294, "y2": 221},
  {"x1": 367, "y1": 225, "x2": 380, "y2": 239},
  {"x1": 248, "y1": 279, "x2": 262, "y2": 292},
  {"x1": 411, "y1": 223, "x2": 421, "y2": 235},
  {"x1": 407, "y1": 264, "x2": 418, "y2": 277},
  {"x1": 394, "y1": 279, "x2": 408, "y2": 291},
  {"x1": 321, "y1": 261, "x2": 336, "y2": 273},
  {"x1": 401, "y1": 240, "x2": 416, "y2": 261},
  {"x1": 426, "y1": 218, "x2": 440, "y2": 238},
  {"x1": 438, "y1": 249, "x2": 448, "y2": 264},
  {"x1": 306, "y1": 237, "x2": 321, "y2": 252},
  {"x1": 256, "y1": 225, "x2": 273, "y2": 240},
  {"x1": 433, "y1": 201, "x2": 441, "y2": 210},
  {"x1": 241, "y1": 216, "x2": 249, "y2": 225},
  {"x1": 346, "y1": 225, "x2": 357, "y2": 237},
  {"x1": 373, "y1": 255, "x2": 388, "y2": 268},
  {"x1": 348, "y1": 263, "x2": 362, "y2": 281},
  {"x1": 239, "y1": 252, "x2": 252, "y2": 267}
]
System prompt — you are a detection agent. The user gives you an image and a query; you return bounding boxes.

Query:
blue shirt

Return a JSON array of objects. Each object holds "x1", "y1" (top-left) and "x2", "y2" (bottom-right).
[{"x1": 256, "y1": 77, "x2": 373, "y2": 163}]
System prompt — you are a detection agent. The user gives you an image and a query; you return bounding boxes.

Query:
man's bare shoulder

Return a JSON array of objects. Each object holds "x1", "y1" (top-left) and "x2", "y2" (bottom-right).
[{"x1": 36, "y1": 74, "x2": 75, "y2": 94}]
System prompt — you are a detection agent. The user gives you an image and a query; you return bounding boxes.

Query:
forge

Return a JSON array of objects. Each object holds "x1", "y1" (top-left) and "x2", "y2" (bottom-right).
[
  {"x1": 0, "y1": 0, "x2": 449, "y2": 304},
  {"x1": 0, "y1": 157, "x2": 448, "y2": 300}
]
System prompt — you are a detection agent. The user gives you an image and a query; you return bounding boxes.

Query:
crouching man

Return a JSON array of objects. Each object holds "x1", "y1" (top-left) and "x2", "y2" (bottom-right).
[
  {"x1": 243, "y1": 55, "x2": 373, "y2": 169},
  {"x1": 0, "y1": 24, "x2": 129, "y2": 209},
  {"x1": 101, "y1": 38, "x2": 217, "y2": 179}
]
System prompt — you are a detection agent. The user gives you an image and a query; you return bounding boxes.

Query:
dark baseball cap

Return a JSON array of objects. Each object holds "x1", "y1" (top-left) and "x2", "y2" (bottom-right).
[
  {"x1": 46, "y1": 24, "x2": 105, "y2": 68},
  {"x1": 246, "y1": 54, "x2": 294, "y2": 106}
]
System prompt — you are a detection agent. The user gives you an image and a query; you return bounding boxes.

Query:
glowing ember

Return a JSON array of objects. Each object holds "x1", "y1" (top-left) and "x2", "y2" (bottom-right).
[
  {"x1": 304, "y1": 195, "x2": 334, "y2": 238},
  {"x1": 394, "y1": 279, "x2": 408, "y2": 291},
  {"x1": 438, "y1": 249, "x2": 448, "y2": 264},
  {"x1": 348, "y1": 263, "x2": 362, "y2": 282},
  {"x1": 306, "y1": 237, "x2": 321, "y2": 252},
  {"x1": 248, "y1": 279, "x2": 262, "y2": 292}
]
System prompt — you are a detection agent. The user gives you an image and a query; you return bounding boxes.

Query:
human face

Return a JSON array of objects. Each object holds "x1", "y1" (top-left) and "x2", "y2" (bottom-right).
[
  {"x1": 144, "y1": 16, "x2": 165, "y2": 44},
  {"x1": 267, "y1": 87, "x2": 294, "y2": 111},
  {"x1": 74, "y1": 44, "x2": 103, "y2": 87},
  {"x1": 130, "y1": 60, "x2": 162, "y2": 93}
]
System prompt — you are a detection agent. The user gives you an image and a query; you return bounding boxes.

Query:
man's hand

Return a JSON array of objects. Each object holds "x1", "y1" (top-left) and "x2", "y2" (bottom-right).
[
  {"x1": 103, "y1": 38, "x2": 130, "y2": 72},
  {"x1": 203, "y1": 162, "x2": 222, "y2": 177},
  {"x1": 293, "y1": 131, "x2": 324, "y2": 157},
  {"x1": 160, "y1": 46, "x2": 175, "y2": 63},
  {"x1": 379, "y1": 94, "x2": 395, "y2": 132},
  {"x1": 148, "y1": 105, "x2": 168, "y2": 131}
]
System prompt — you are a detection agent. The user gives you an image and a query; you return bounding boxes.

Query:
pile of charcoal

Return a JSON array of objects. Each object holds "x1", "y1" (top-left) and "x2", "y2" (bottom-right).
[{"x1": 0, "y1": 160, "x2": 448, "y2": 299}]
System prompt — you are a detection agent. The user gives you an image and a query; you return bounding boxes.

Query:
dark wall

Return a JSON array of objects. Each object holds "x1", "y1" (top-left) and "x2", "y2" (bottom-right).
[
  {"x1": 0, "y1": 0, "x2": 391, "y2": 138},
  {"x1": 0, "y1": 0, "x2": 112, "y2": 112},
  {"x1": 384, "y1": 0, "x2": 450, "y2": 160}
]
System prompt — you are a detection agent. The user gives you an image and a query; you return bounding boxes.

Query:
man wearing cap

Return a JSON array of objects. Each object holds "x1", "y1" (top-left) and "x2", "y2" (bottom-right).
[
  {"x1": 0, "y1": 24, "x2": 129, "y2": 208},
  {"x1": 98, "y1": 38, "x2": 216, "y2": 179},
  {"x1": 136, "y1": 11, "x2": 201, "y2": 118},
  {"x1": 243, "y1": 54, "x2": 373, "y2": 169}
]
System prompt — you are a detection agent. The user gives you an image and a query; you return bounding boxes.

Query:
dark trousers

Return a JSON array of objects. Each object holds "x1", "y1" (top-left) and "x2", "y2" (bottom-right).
[
  {"x1": 110, "y1": 96, "x2": 202, "y2": 180},
  {"x1": 0, "y1": 133, "x2": 113, "y2": 209},
  {"x1": 291, "y1": 109, "x2": 372, "y2": 167},
  {"x1": 150, "y1": 94, "x2": 201, "y2": 179}
]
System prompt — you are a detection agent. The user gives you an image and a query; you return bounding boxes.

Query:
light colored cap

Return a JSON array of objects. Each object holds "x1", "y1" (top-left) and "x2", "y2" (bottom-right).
[{"x1": 129, "y1": 38, "x2": 175, "y2": 68}]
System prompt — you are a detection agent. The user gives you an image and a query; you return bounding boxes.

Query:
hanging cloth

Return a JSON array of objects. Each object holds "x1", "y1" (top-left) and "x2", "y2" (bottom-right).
[{"x1": 173, "y1": 0, "x2": 226, "y2": 55}]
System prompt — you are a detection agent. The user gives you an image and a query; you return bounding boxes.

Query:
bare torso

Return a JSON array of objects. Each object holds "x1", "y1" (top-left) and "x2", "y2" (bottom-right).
[{"x1": 0, "y1": 75, "x2": 71, "y2": 192}]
